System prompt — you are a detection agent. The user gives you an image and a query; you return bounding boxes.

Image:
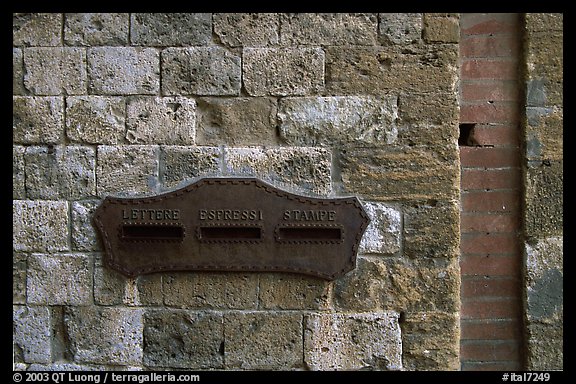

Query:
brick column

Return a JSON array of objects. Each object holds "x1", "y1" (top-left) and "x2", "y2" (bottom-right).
[{"x1": 459, "y1": 13, "x2": 524, "y2": 371}]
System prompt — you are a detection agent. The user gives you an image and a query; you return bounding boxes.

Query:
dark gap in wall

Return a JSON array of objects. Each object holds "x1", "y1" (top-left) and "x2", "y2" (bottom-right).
[{"x1": 458, "y1": 123, "x2": 478, "y2": 146}]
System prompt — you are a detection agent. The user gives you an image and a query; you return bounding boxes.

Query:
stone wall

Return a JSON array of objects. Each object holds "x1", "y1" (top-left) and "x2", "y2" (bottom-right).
[
  {"x1": 13, "y1": 13, "x2": 461, "y2": 371},
  {"x1": 522, "y1": 13, "x2": 563, "y2": 371}
]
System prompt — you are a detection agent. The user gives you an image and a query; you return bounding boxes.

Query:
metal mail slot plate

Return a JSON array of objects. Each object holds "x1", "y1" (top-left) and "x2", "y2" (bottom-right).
[{"x1": 93, "y1": 177, "x2": 370, "y2": 280}]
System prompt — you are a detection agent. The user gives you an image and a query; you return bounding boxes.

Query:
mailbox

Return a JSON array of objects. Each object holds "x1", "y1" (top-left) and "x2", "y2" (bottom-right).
[{"x1": 93, "y1": 177, "x2": 370, "y2": 280}]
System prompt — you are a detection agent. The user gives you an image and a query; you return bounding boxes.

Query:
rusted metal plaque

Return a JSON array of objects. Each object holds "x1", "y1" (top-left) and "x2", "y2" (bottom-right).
[{"x1": 93, "y1": 177, "x2": 370, "y2": 280}]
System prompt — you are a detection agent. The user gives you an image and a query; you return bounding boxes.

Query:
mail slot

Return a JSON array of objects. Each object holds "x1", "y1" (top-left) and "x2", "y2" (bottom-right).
[{"x1": 93, "y1": 177, "x2": 370, "y2": 280}]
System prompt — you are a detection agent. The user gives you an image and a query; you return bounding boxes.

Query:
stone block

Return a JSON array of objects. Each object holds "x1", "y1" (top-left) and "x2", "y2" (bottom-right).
[
  {"x1": 13, "y1": 48, "x2": 25, "y2": 95},
  {"x1": 280, "y1": 13, "x2": 378, "y2": 46},
  {"x1": 66, "y1": 96, "x2": 126, "y2": 144},
  {"x1": 160, "y1": 146, "x2": 221, "y2": 189},
  {"x1": 13, "y1": 96, "x2": 64, "y2": 144},
  {"x1": 334, "y1": 256, "x2": 460, "y2": 313},
  {"x1": 23, "y1": 47, "x2": 87, "y2": 95},
  {"x1": 71, "y1": 200, "x2": 101, "y2": 251},
  {"x1": 13, "y1": 145, "x2": 25, "y2": 199},
  {"x1": 378, "y1": 13, "x2": 422, "y2": 45},
  {"x1": 259, "y1": 273, "x2": 332, "y2": 310},
  {"x1": 196, "y1": 97, "x2": 278, "y2": 146},
  {"x1": 340, "y1": 146, "x2": 459, "y2": 201},
  {"x1": 224, "y1": 147, "x2": 332, "y2": 196},
  {"x1": 525, "y1": 107, "x2": 563, "y2": 162},
  {"x1": 359, "y1": 202, "x2": 401, "y2": 255},
  {"x1": 13, "y1": 200, "x2": 68, "y2": 252},
  {"x1": 304, "y1": 312, "x2": 402, "y2": 370},
  {"x1": 400, "y1": 311, "x2": 460, "y2": 370},
  {"x1": 94, "y1": 254, "x2": 126, "y2": 305},
  {"x1": 27, "y1": 253, "x2": 92, "y2": 305},
  {"x1": 278, "y1": 96, "x2": 398, "y2": 146},
  {"x1": 526, "y1": 322, "x2": 563, "y2": 370},
  {"x1": 524, "y1": 162, "x2": 563, "y2": 237},
  {"x1": 161, "y1": 47, "x2": 241, "y2": 96},
  {"x1": 325, "y1": 45, "x2": 458, "y2": 95},
  {"x1": 143, "y1": 309, "x2": 223, "y2": 369},
  {"x1": 243, "y1": 48, "x2": 324, "y2": 96},
  {"x1": 87, "y1": 47, "x2": 159, "y2": 95},
  {"x1": 131, "y1": 13, "x2": 211, "y2": 46},
  {"x1": 163, "y1": 272, "x2": 258, "y2": 309},
  {"x1": 64, "y1": 306, "x2": 143, "y2": 366},
  {"x1": 423, "y1": 15, "x2": 460, "y2": 43},
  {"x1": 13, "y1": 13, "x2": 61, "y2": 46},
  {"x1": 403, "y1": 199, "x2": 460, "y2": 259},
  {"x1": 126, "y1": 96, "x2": 196, "y2": 145},
  {"x1": 13, "y1": 253, "x2": 27, "y2": 304},
  {"x1": 525, "y1": 236, "x2": 563, "y2": 322},
  {"x1": 399, "y1": 91, "x2": 458, "y2": 126},
  {"x1": 13, "y1": 306, "x2": 52, "y2": 363},
  {"x1": 24, "y1": 145, "x2": 96, "y2": 200},
  {"x1": 64, "y1": 13, "x2": 129, "y2": 46},
  {"x1": 214, "y1": 13, "x2": 279, "y2": 47},
  {"x1": 224, "y1": 312, "x2": 303, "y2": 369},
  {"x1": 96, "y1": 145, "x2": 159, "y2": 196}
]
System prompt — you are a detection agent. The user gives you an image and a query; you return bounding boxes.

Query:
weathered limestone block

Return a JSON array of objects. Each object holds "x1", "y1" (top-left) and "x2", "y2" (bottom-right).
[
  {"x1": 259, "y1": 273, "x2": 332, "y2": 310},
  {"x1": 161, "y1": 47, "x2": 241, "y2": 96},
  {"x1": 359, "y1": 202, "x2": 401, "y2": 255},
  {"x1": 27, "y1": 253, "x2": 92, "y2": 305},
  {"x1": 13, "y1": 200, "x2": 68, "y2": 252},
  {"x1": 13, "y1": 96, "x2": 64, "y2": 144},
  {"x1": 24, "y1": 145, "x2": 96, "y2": 200},
  {"x1": 64, "y1": 13, "x2": 129, "y2": 46},
  {"x1": 196, "y1": 97, "x2": 278, "y2": 146},
  {"x1": 65, "y1": 306, "x2": 143, "y2": 366},
  {"x1": 13, "y1": 145, "x2": 25, "y2": 199},
  {"x1": 131, "y1": 13, "x2": 211, "y2": 46},
  {"x1": 159, "y1": 146, "x2": 221, "y2": 189},
  {"x1": 400, "y1": 311, "x2": 460, "y2": 370},
  {"x1": 126, "y1": 96, "x2": 196, "y2": 145},
  {"x1": 378, "y1": 13, "x2": 422, "y2": 44},
  {"x1": 278, "y1": 96, "x2": 398, "y2": 146},
  {"x1": 13, "y1": 48, "x2": 25, "y2": 95},
  {"x1": 13, "y1": 13, "x2": 61, "y2": 46},
  {"x1": 214, "y1": 13, "x2": 279, "y2": 47},
  {"x1": 524, "y1": 162, "x2": 563, "y2": 237},
  {"x1": 304, "y1": 312, "x2": 402, "y2": 370},
  {"x1": 280, "y1": 13, "x2": 378, "y2": 46},
  {"x1": 87, "y1": 47, "x2": 159, "y2": 95},
  {"x1": 163, "y1": 272, "x2": 258, "y2": 309},
  {"x1": 96, "y1": 145, "x2": 159, "y2": 196},
  {"x1": 143, "y1": 309, "x2": 223, "y2": 369},
  {"x1": 224, "y1": 147, "x2": 331, "y2": 196},
  {"x1": 66, "y1": 96, "x2": 125, "y2": 144},
  {"x1": 13, "y1": 253, "x2": 27, "y2": 304},
  {"x1": 224, "y1": 312, "x2": 303, "y2": 369},
  {"x1": 13, "y1": 306, "x2": 52, "y2": 363},
  {"x1": 71, "y1": 200, "x2": 101, "y2": 251},
  {"x1": 243, "y1": 48, "x2": 324, "y2": 96},
  {"x1": 23, "y1": 47, "x2": 87, "y2": 95}
]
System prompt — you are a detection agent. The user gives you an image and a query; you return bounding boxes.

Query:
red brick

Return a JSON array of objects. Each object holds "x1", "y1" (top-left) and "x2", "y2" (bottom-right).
[
  {"x1": 461, "y1": 361, "x2": 523, "y2": 371},
  {"x1": 461, "y1": 191, "x2": 521, "y2": 213},
  {"x1": 460, "y1": 102, "x2": 519, "y2": 123},
  {"x1": 461, "y1": 319, "x2": 523, "y2": 341},
  {"x1": 460, "y1": 340, "x2": 522, "y2": 361},
  {"x1": 460, "y1": 14, "x2": 520, "y2": 36},
  {"x1": 460, "y1": 254, "x2": 520, "y2": 277},
  {"x1": 461, "y1": 297, "x2": 521, "y2": 320},
  {"x1": 461, "y1": 169, "x2": 521, "y2": 190},
  {"x1": 459, "y1": 147, "x2": 520, "y2": 168},
  {"x1": 461, "y1": 80, "x2": 520, "y2": 102},
  {"x1": 461, "y1": 232, "x2": 520, "y2": 254},
  {"x1": 461, "y1": 59, "x2": 519, "y2": 80},
  {"x1": 461, "y1": 213, "x2": 519, "y2": 233},
  {"x1": 469, "y1": 124, "x2": 520, "y2": 147},
  {"x1": 461, "y1": 276, "x2": 520, "y2": 298},
  {"x1": 460, "y1": 35, "x2": 520, "y2": 58}
]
